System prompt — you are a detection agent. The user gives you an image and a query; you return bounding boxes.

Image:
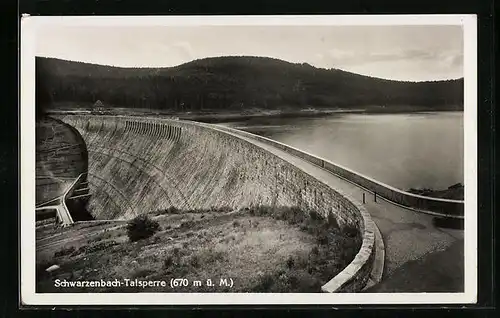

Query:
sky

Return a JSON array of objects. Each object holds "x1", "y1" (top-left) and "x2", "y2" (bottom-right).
[{"x1": 36, "y1": 24, "x2": 464, "y2": 82}]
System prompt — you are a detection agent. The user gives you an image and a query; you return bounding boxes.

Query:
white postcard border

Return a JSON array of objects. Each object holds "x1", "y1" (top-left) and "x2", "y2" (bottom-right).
[{"x1": 20, "y1": 14, "x2": 478, "y2": 305}]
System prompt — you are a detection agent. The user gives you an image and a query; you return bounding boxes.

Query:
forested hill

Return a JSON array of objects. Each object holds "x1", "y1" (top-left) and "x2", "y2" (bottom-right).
[{"x1": 36, "y1": 56, "x2": 464, "y2": 112}]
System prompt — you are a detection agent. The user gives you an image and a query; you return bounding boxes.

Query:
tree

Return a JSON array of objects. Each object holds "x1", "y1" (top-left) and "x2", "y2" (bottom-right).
[{"x1": 126, "y1": 214, "x2": 161, "y2": 242}]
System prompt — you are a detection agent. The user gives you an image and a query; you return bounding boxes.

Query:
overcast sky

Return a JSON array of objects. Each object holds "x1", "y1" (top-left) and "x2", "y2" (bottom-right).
[{"x1": 36, "y1": 25, "x2": 463, "y2": 82}]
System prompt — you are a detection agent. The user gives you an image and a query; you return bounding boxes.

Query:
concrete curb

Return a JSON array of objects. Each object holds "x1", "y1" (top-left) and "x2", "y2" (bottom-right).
[
  {"x1": 362, "y1": 219, "x2": 385, "y2": 291},
  {"x1": 321, "y1": 202, "x2": 376, "y2": 293}
]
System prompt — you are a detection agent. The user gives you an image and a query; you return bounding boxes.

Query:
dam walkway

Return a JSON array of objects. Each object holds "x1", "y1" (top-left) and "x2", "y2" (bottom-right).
[{"x1": 213, "y1": 125, "x2": 464, "y2": 292}]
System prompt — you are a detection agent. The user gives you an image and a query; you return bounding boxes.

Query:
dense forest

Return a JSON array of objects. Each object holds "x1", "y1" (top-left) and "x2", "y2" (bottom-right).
[{"x1": 36, "y1": 56, "x2": 464, "y2": 112}]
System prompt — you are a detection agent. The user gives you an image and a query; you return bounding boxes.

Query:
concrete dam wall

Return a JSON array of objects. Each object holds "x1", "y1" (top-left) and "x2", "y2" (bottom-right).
[
  {"x1": 54, "y1": 114, "x2": 376, "y2": 292},
  {"x1": 212, "y1": 125, "x2": 464, "y2": 218},
  {"x1": 36, "y1": 117, "x2": 88, "y2": 206},
  {"x1": 57, "y1": 115, "x2": 364, "y2": 226}
]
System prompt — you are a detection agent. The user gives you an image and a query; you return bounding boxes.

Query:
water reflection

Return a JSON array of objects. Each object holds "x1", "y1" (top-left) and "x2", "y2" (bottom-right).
[{"x1": 220, "y1": 112, "x2": 464, "y2": 191}]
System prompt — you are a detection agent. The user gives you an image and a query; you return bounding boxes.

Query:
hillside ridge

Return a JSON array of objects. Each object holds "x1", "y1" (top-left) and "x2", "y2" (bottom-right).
[{"x1": 36, "y1": 56, "x2": 464, "y2": 112}]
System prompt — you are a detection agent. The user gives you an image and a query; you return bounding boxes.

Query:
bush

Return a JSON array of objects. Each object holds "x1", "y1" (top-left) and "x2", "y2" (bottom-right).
[
  {"x1": 311, "y1": 246, "x2": 319, "y2": 255},
  {"x1": 166, "y1": 206, "x2": 180, "y2": 214},
  {"x1": 78, "y1": 240, "x2": 119, "y2": 254},
  {"x1": 54, "y1": 246, "x2": 76, "y2": 258},
  {"x1": 131, "y1": 268, "x2": 154, "y2": 279},
  {"x1": 317, "y1": 234, "x2": 329, "y2": 245},
  {"x1": 251, "y1": 273, "x2": 275, "y2": 292},
  {"x1": 180, "y1": 220, "x2": 195, "y2": 229},
  {"x1": 164, "y1": 256, "x2": 175, "y2": 269},
  {"x1": 212, "y1": 206, "x2": 232, "y2": 213},
  {"x1": 342, "y1": 223, "x2": 359, "y2": 238},
  {"x1": 309, "y1": 210, "x2": 323, "y2": 221},
  {"x1": 127, "y1": 214, "x2": 161, "y2": 242}
]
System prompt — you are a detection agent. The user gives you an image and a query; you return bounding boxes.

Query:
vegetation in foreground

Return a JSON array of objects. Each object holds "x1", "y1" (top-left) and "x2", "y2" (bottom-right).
[
  {"x1": 36, "y1": 205, "x2": 362, "y2": 293},
  {"x1": 408, "y1": 183, "x2": 464, "y2": 200},
  {"x1": 126, "y1": 214, "x2": 161, "y2": 242}
]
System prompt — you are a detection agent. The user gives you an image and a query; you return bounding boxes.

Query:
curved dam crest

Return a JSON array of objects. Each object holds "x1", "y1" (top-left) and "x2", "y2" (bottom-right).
[
  {"x1": 59, "y1": 115, "x2": 364, "y2": 226},
  {"x1": 55, "y1": 114, "x2": 378, "y2": 292}
]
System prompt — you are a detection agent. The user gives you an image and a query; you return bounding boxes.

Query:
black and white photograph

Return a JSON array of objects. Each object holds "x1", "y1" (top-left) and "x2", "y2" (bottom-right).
[{"x1": 21, "y1": 15, "x2": 477, "y2": 305}]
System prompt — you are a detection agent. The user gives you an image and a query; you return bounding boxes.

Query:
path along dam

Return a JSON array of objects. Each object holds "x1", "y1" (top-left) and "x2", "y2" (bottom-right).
[{"x1": 41, "y1": 114, "x2": 465, "y2": 292}]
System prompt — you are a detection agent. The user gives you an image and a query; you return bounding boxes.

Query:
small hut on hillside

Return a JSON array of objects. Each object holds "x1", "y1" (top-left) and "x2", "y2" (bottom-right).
[
  {"x1": 93, "y1": 100, "x2": 104, "y2": 111},
  {"x1": 91, "y1": 100, "x2": 105, "y2": 114}
]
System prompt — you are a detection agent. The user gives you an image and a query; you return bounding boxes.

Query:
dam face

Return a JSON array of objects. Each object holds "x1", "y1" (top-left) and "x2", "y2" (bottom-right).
[
  {"x1": 57, "y1": 115, "x2": 365, "y2": 233},
  {"x1": 36, "y1": 117, "x2": 88, "y2": 206},
  {"x1": 36, "y1": 114, "x2": 378, "y2": 293}
]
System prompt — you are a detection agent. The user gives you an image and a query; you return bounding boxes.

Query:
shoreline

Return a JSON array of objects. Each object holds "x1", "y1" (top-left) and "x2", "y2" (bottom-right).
[
  {"x1": 46, "y1": 106, "x2": 463, "y2": 123},
  {"x1": 408, "y1": 184, "x2": 464, "y2": 201}
]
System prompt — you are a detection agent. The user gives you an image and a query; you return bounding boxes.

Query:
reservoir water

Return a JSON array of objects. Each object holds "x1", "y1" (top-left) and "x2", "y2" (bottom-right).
[{"x1": 219, "y1": 111, "x2": 464, "y2": 191}]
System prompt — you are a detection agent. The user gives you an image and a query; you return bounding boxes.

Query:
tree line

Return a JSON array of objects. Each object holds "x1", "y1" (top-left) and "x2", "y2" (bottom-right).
[{"x1": 36, "y1": 56, "x2": 464, "y2": 112}]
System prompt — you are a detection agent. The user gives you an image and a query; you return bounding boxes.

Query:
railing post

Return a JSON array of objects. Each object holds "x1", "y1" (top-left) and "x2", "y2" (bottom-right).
[
  {"x1": 374, "y1": 192, "x2": 377, "y2": 203},
  {"x1": 363, "y1": 193, "x2": 365, "y2": 204}
]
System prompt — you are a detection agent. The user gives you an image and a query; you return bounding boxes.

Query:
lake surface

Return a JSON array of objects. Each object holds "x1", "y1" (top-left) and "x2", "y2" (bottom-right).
[{"x1": 219, "y1": 111, "x2": 464, "y2": 191}]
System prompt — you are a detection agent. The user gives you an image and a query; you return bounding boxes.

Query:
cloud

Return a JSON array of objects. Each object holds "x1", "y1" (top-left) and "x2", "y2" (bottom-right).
[
  {"x1": 321, "y1": 47, "x2": 463, "y2": 81},
  {"x1": 326, "y1": 48, "x2": 447, "y2": 66}
]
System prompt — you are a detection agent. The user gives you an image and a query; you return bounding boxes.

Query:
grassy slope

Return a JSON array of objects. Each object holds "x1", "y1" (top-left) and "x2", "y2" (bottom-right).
[{"x1": 36, "y1": 206, "x2": 361, "y2": 293}]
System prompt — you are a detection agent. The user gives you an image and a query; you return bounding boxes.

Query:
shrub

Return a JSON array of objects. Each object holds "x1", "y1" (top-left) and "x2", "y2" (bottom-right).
[
  {"x1": 173, "y1": 247, "x2": 181, "y2": 256},
  {"x1": 127, "y1": 214, "x2": 161, "y2": 242},
  {"x1": 164, "y1": 256, "x2": 175, "y2": 269},
  {"x1": 82, "y1": 240, "x2": 119, "y2": 254},
  {"x1": 131, "y1": 268, "x2": 154, "y2": 279},
  {"x1": 254, "y1": 206, "x2": 272, "y2": 216},
  {"x1": 54, "y1": 246, "x2": 76, "y2": 258},
  {"x1": 212, "y1": 206, "x2": 232, "y2": 213},
  {"x1": 309, "y1": 210, "x2": 323, "y2": 221},
  {"x1": 311, "y1": 246, "x2": 319, "y2": 255},
  {"x1": 342, "y1": 223, "x2": 359, "y2": 238},
  {"x1": 166, "y1": 206, "x2": 180, "y2": 214},
  {"x1": 190, "y1": 255, "x2": 200, "y2": 268},
  {"x1": 299, "y1": 224, "x2": 309, "y2": 232},
  {"x1": 317, "y1": 234, "x2": 329, "y2": 245},
  {"x1": 287, "y1": 207, "x2": 306, "y2": 224},
  {"x1": 287, "y1": 271, "x2": 323, "y2": 292},
  {"x1": 251, "y1": 273, "x2": 275, "y2": 292},
  {"x1": 183, "y1": 248, "x2": 226, "y2": 267},
  {"x1": 180, "y1": 220, "x2": 195, "y2": 229}
]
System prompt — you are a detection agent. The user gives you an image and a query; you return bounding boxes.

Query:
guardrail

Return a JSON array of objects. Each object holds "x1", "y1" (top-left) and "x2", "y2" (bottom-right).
[
  {"x1": 176, "y1": 119, "x2": 379, "y2": 292},
  {"x1": 36, "y1": 172, "x2": 89, "y2": 226},
  {"x1": 210, "y1": 124, "x2": 464, "y2": 219},
  {"x1": 61, "y1": 172, "x2": 89, "y2": 225}
]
